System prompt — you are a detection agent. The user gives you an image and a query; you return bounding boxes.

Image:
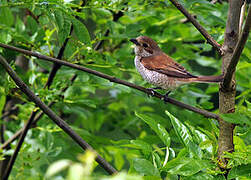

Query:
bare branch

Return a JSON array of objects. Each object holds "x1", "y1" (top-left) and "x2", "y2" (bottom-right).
[
  {"x1": 169, "y1": 0, "x2": 222, "y2": 54},
  {"x1": 0, "y1": 55, "x2": 118, "y2": 175},
  {"x1": 0, "y1": 43, "x2": 220, "y2": 120},
  {"x1": 223, "y1": 5, "x2": 251, "y2": 90}
]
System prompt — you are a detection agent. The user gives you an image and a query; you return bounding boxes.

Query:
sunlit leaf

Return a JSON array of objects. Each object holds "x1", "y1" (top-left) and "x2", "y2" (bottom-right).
[
  {"x1": 165, "y1": 111, "x2": 202, "y2": 158},
  {"x1": 136, "y1": 112, "x2": 171, "y2": 146},
  {"x1": 162, "y1": 157, "x2": 213, "y2": 176}
]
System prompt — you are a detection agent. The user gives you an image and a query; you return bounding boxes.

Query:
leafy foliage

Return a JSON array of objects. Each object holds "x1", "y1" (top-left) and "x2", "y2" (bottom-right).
[{"x1": 0, "y1": 0, "x2": 250, "y2": 179}]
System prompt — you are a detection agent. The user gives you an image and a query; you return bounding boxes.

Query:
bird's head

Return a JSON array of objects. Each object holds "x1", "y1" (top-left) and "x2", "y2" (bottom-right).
[{"x1": 130, "y1": 36, "x2": 161, "y2": 57}]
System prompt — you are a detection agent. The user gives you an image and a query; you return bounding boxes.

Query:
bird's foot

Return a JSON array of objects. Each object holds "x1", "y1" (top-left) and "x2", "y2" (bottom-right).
[
  {"x1": 163, "y1": 91, "x2": 171, "y2": 103},
  {"x1": 147, "y1": 87, "x2": 161, "y2": 97}
]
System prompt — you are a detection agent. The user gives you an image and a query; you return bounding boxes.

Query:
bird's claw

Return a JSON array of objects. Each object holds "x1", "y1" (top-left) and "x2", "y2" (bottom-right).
[
  {"x1": 147, "y1": 88, "x2": 157, "y2": 97},
  {"x1": 163, "y1": 91, "x2": 171, "y2": 103}
]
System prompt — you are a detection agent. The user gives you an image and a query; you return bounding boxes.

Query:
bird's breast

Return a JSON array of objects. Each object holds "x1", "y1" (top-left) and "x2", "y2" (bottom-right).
[{"x1": 134, "y1": 56, "x2": 184, "y2": 90}]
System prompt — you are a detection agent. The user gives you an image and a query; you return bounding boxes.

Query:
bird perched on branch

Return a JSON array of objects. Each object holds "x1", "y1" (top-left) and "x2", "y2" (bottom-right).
[{"x1": 130, "y1": 36, "x2": 223, "y2": 98}]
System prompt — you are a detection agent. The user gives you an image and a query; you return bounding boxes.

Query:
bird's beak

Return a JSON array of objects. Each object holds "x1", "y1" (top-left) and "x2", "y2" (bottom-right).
[{"x1": 130, "y1": 38, "x2": 140, "y2": 46}]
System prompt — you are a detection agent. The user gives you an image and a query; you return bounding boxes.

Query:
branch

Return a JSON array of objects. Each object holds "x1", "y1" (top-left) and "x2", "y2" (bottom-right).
[
  {"x1": 168, "y1": 0, "x2": 223, "y2": 54},
  {"x1": 3, "y1": 111, "x2": 37, "y2": 180},
  {"x1": 0, "y1": 55, "x2": 118, "y2": 175},
  {"x1": 222, "y1": 5, "x2": 251, "y2": 89},
  {"x1": 0, "y1": 43, "x2": 220, "y2": 120}
]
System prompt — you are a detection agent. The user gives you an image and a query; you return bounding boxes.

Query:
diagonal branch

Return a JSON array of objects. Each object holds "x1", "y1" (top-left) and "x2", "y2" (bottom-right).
[
  {"x1": 222, "y1": 5, "x2": 251, "y2": 90},
  {"x1": 0, "y1": 55, "x2": 118, "y2": 175},
  {"x1": 0, "y1": 43, "x2": 220, "y2": 120},
  {"x1": 169, "y1": 0, "x2": 222, "y2": 54}
]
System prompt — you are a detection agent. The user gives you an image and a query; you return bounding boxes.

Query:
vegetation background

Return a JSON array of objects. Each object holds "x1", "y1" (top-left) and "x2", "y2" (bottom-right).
[{"x1": 0, "y1": 0, "x2": 250, "y2": 179}]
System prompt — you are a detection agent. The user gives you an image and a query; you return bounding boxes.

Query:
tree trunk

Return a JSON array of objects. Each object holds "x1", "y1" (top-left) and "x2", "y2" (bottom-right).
[{"x1": 218, "y1": 0, "x2": 242, "y2": 167}]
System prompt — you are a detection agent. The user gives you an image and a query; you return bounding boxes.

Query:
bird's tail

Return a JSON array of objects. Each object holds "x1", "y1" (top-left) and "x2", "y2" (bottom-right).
[{"x1": 193, "y1": 74, "x2": 223, "y2": 83}]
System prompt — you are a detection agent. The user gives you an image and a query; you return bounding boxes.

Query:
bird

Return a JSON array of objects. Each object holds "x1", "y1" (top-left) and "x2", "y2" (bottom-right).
[{"x1": 130, "y1": 36, "x2": 223, "y2": 99}]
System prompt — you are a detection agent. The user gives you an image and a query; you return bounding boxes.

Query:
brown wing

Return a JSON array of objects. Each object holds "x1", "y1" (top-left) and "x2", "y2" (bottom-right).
[{"x1": 140, "y1": 53, "x2": 197, "y2": 78}]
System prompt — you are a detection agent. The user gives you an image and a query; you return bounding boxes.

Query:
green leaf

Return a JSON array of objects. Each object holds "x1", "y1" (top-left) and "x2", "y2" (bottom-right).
[
  {"x1": 220, "y1": 112, "x2": 251, "y2": 125},
  {"x1": 162, "y1": 157, "x2": 213, "y2": 176},
  {"x1": 228, "y1": 164, "x2": 251, "y2": 179},
  {"x1": 58, "y1": 14, "x2": 71, "y2": 45},
  {"x1": 54, "y1": 9, "x2": 64, "y2": 30},
  {"x1": 183, "y1": 172, "x2": 223, "y2": 180},
  {"x1": 135, "y1": 112, "x2": 171, "y2": 146},
  {"x1": 114, "y1": 151, "x2": 124, "y2": 170},
  {"x1": 15, "y1": 17, "x2": 25, "y2": 33},
  {"x1": 133, "y1": 158, "x2": 160, "y2": 177},
  {"x1": 26, "y1": 16, "x2": 38, "y2": 35},
  {"x1": 165, "y1": 111, "x2": 202, "y2": 158},
  {"x1": 72, "y1": 18, "x2": 91, "y2": 45},
  {"x1": 130, "y1": 140, "x2": 152, "y2": 155},
  {"x1": 0, "y1": 31, "x2": 12, "y2": 43},
  {"x1": 0, "y1": 6, "x2": 14, "y2": 26}
]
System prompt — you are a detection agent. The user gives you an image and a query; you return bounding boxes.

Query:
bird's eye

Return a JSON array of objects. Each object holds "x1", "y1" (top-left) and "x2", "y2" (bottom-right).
[{"x1": 143, "y1": 43, "x2": 148, "y2": 48}]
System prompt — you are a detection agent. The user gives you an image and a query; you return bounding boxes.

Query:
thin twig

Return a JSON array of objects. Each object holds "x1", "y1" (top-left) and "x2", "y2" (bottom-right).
[
  {"x1": 0, "y1": 43, "x2": 220, "y2": 120},
  {"x1": 223, "y1": 5, "x2": 251, "y2": 89},
  {"x1": 3, "y1": 111, "x2": 37, "y2": 180},
  {"x1": 0, "y1": 55, "x2": 118, "y2": 175},
  {"x1": 168, "y1": 0, "x2": 222, "y2": 54}
]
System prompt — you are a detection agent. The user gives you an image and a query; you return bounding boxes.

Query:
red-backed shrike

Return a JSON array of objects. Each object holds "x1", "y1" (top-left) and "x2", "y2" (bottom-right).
[{"x1": 130, "y1": 36, "x2": 222, "y2": 96}]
